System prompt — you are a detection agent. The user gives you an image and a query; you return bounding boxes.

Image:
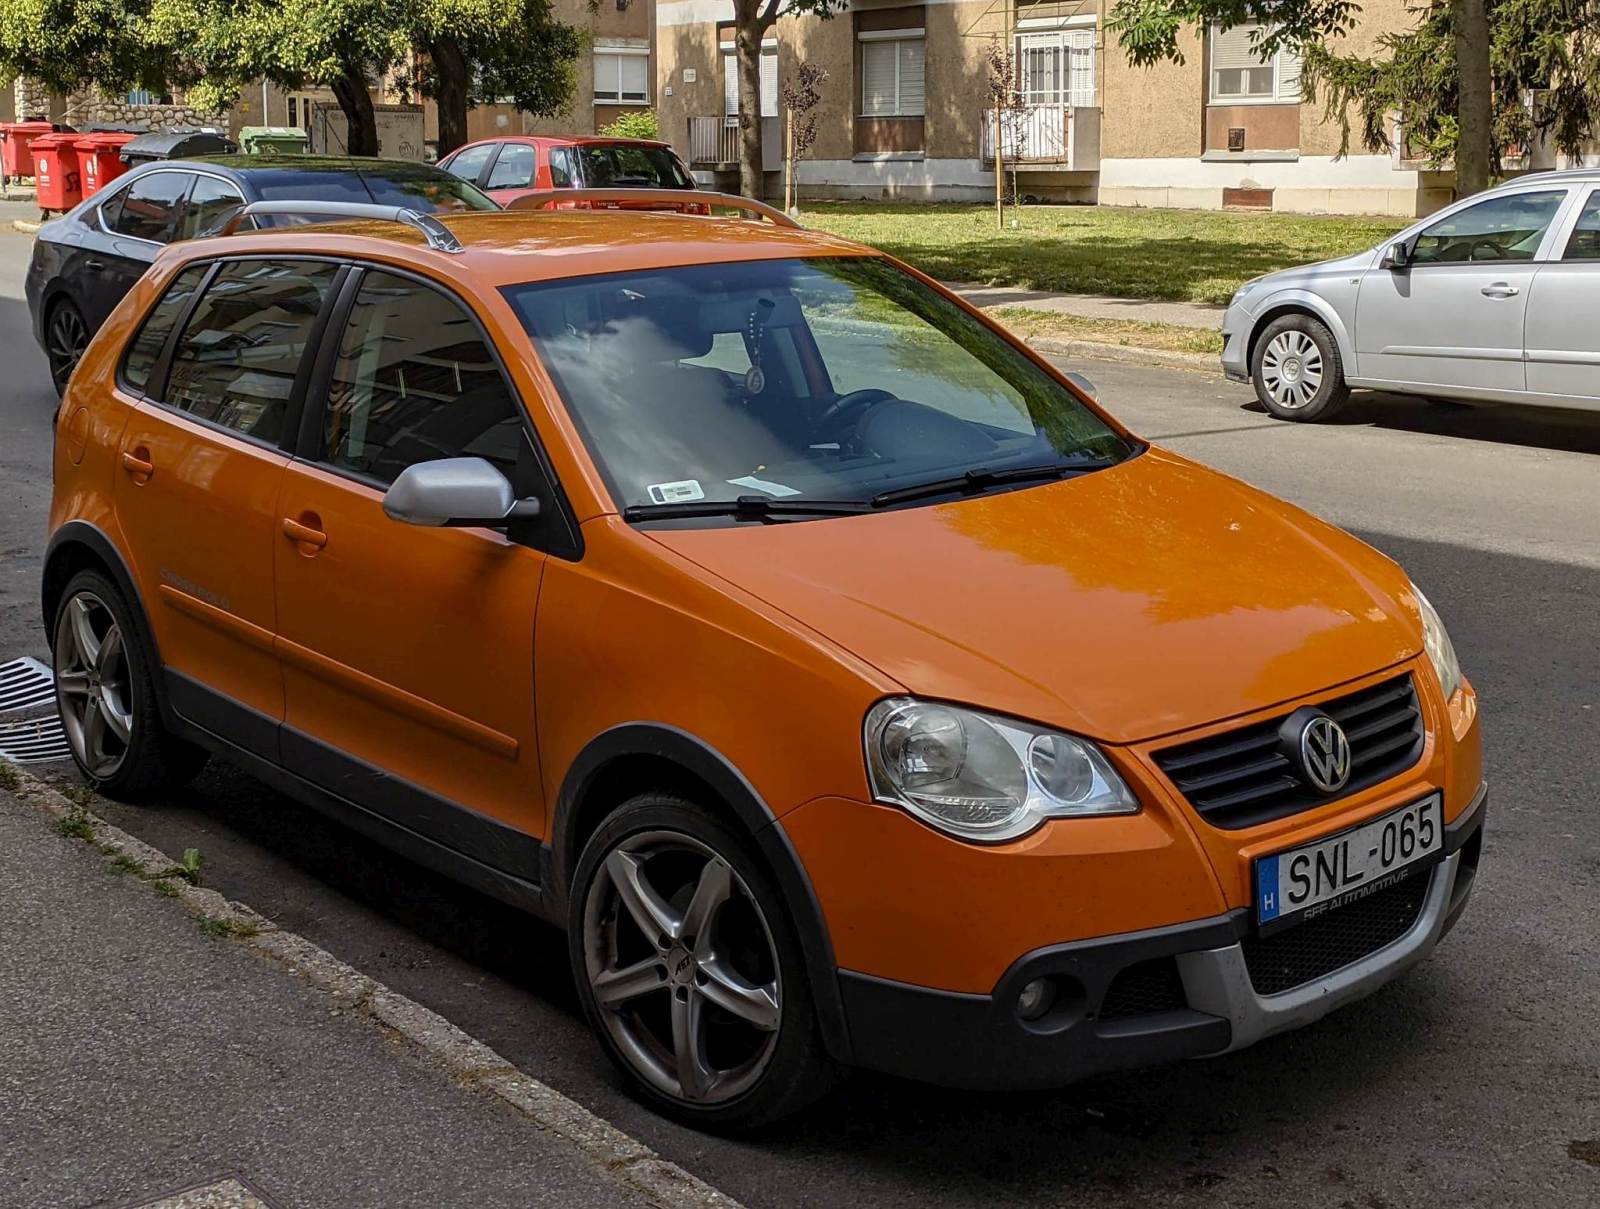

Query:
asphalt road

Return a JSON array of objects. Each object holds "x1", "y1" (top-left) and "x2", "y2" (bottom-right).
[{"x1": 1, "y1": 220, "x2": 1596, "y2": 1209}]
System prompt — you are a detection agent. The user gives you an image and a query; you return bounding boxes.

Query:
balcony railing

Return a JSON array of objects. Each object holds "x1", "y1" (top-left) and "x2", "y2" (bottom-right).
[
  {"x1": 982, "y1": 104, "x2": 1100, "y2": 171},
  {"x1": 688, "y1": 116, "x2": 782, "y2": 171}
]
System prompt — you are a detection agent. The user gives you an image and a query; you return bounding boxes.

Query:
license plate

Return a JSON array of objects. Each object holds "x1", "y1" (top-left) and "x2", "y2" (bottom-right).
[{"x1": 1255, "y1": 794, "x2": 1443, "y2": 936}]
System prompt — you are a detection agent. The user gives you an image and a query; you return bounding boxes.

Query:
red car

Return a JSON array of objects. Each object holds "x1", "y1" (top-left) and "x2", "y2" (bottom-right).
[{"x1": 437, "y1": 135, "x2": 700, "y2": 208}]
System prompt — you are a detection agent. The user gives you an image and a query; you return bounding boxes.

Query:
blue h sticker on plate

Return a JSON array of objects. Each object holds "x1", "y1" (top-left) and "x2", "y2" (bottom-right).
[{"x1": 1256, "y1": 854, "x2": 1281, "y2": 923}]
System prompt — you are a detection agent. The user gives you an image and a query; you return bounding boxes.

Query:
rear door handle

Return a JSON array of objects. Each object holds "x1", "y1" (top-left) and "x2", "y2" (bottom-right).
[
  {"x1": 281, "y1": 516, "x2": 328, "y2": 550},
  {"x1": 1481, "y1": 283, "x2": 1520, "y2": 298},
  {"x1": 120, "y1": 450, "x2": 154, "y2": 481},
  {"x1": 84, "y1": 258, "x2": 105, "y2": 271}
]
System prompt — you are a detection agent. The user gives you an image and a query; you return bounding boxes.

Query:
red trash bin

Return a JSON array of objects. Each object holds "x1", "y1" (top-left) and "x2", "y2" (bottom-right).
[
  {"x1": 32, "y1": 132, "x2": 83, "y2": 213},
  {"x1": 1, "y1": 120, "x2": 59, "y2": 181},
  {"x1": 74, "y1": 131, "x2": 138, "y2": 197}
]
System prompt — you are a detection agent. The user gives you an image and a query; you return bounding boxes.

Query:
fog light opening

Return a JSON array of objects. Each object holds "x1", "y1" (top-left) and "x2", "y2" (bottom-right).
[{"x1": 1016, "y1": 977, "x2": 1057, "y2": 1022}]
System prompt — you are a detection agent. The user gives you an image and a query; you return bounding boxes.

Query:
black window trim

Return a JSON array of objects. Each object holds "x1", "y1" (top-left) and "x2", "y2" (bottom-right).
[
  {"x1": 294, "y1": 259, "x2": 585, "y2": 560},
  {"x1": 132, "y1": 253, "x2": 350, "y2": 455}
]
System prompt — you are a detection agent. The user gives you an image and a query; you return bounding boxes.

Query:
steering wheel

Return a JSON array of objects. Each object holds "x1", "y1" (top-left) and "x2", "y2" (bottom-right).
[
  {"x1": 1468, "y1": 238, "x2": 1508, "y2": 261},
  {"x1": 814, "y1": 388, "x2": 898, "y2": 440}
]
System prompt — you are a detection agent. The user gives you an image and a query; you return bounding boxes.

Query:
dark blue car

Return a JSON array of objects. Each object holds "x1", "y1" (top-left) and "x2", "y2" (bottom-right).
[{"x1": 26, "y1": 155, "x2": 499, "y2": 392}]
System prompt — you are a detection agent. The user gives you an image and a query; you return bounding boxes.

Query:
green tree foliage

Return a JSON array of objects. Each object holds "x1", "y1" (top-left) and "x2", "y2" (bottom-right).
[
  {"x1": 406, "y1": 0, "x2": 583, "y2": 156},
  {"x1": 0, "y1": 0, "x2": 183, "y2": 96},
  {"x1": 598, "y1": 108, "x2": 660, "y2": 140}
]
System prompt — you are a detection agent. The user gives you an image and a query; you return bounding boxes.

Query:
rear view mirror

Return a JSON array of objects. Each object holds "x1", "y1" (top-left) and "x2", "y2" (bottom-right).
[
  {"x1": 382, "y1": 457, "x2": 541, "y2": 527},
  {"x1": 1380, "y1": 241, "x2": 1411, "y2": 270}
]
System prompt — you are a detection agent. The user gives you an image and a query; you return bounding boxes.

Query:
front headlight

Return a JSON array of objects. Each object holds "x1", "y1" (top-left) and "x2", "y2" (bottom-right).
[
  {"x1": 1231, "y1": 277, "x2": 1264, "y2": 306},
  {"x1": 1411, "y1": 582, "x2": 1463, "y2": 701},
  {"x1": 864, "y1": 698, "x2": 1138, "y2": 843}
]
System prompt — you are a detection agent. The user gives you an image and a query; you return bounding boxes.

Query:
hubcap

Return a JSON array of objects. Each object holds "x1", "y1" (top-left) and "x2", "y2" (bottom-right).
[
  {"x1": 53, "y1": 591, "x2": 134, "y2": 779},
  {"x1": 582, "y1": 831, "x2": 782, "y2": 1105},
  {"x1": 1260, "y1": 330, "x2": 1325, "y2": 410},
  {"x1": 47, "y1": 307, "x2": 88, "y2": 387}
]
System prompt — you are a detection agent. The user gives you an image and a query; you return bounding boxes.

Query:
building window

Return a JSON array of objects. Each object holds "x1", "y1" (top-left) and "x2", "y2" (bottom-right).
[
  {"x1": 860, "y1": 33, "x2": 925, "y2": 118},
  {"x1": 1016, "y1": 28, "x2": 1095, "y2": 108},
  {"x1": 1209, "y1": 24, "x2": 1300, "y2": 103},
  {"x1": 722, "y1": 42, "x2": 779, "y2": 122},
  {"x1": 595, "y1": 48, "x2": 649, "y2": 104}
]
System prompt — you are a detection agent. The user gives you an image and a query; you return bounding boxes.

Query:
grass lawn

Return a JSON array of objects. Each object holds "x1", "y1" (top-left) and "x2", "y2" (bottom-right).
[
  {"x1": 801, "y1": 203, "x2": 1407, "y2": 304},
  {"x1": 988, "y1": 307, "x2": 1223, "y2": 355}
]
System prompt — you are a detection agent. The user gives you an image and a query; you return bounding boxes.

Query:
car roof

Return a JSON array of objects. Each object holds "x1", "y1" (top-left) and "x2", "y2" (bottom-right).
[
  {"x1": 179, "y1": 210, "x2": 873, "y2": 288},
  {"x1": 1503, "y1": 166, "x2": 1600, "y2": 187},
  {"x1": 124, "y1": 155, "x2": 464, "y2": 182},
  {"x1": 453, "y1": 135, "x2": 676, "y2": 151}
]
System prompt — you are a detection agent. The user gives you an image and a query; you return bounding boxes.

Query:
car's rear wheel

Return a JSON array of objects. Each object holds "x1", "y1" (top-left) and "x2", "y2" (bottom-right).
[
  {"x1": 1251, "y1": 314, "x2": 1350, "y2": 422},
  {"x1": 569, "y1": 794, "x2": 837, "y2": 1130},
  {"x1": 45, "y1": 299, "x2": 89, "y2": 395},
  {"x1": 51, "y1": 569, "x2": 208, "y2": 800}
]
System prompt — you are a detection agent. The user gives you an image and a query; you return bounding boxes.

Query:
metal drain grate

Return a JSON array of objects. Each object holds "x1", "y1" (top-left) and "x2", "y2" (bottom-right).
[{"x1": 0, "y1": 656, "x2": 71, "y2": 764}]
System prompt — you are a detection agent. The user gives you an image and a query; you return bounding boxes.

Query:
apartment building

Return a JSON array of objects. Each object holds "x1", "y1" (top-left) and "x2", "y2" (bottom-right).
[{"x1": 654, "y1": 0, "x2": 1460, "y2": 215}]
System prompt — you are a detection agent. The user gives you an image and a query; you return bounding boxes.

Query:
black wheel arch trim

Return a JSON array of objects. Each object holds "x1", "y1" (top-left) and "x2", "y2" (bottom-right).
[{"x1": 552, "y1": 722, "x2": 854, "y2": 1063}]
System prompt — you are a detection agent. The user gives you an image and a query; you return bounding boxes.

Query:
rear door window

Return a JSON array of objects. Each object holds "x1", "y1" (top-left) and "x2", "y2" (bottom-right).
[
  {"x1": 548, "y1": 147, "x2": 577, "y2": 188},
  {"x1": 486, "y1": 143, "x2": 537, "y2": 190},
  {"x1": 319, "y1": 270, "x2": 523, "y2": 485},
  {"x1": 110, "y1": 171, "x2": 192, "y2": 243},
  {"x1": 122, "y1": 263, "x2": 210, "y2": 393},
  {"x1": 1561, "y1": 190, "x2": 1600, "y2": 261},
  {"x1": 179, "y1": 175, "x2": 246, "y2": 240},
  {"x1": 161, "y1": 259, "x2": 341, "y2": 445}
]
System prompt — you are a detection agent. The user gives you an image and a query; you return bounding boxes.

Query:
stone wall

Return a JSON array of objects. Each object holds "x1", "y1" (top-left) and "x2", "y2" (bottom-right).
[{"x1": 73, "y1": 89, "x2": 227, "y2": 131}]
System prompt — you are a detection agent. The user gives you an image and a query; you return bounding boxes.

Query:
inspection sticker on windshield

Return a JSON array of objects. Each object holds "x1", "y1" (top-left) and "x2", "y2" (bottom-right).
[{"x1": 648, "y1": 480, "x2": 706, "y2": 504}]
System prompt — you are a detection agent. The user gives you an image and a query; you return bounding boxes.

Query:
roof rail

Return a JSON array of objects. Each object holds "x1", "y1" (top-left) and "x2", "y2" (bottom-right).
[
  {"x1": 505, "y1": 189, "x2": 800, "y2": 228},
  {"x1": 220, "y1": 200, "x2": 465, "y2": 252}
]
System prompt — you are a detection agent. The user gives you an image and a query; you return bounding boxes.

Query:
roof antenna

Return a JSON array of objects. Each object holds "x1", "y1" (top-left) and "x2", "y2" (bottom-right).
[{"x1": 320, "y1": 98, "x2": 378, "y2": 205}]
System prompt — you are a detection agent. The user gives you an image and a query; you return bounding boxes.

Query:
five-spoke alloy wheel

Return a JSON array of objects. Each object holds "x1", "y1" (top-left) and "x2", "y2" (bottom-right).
[
  {"x1": 46, "y1": 300, "x2": 89, "y2": 395},
  {"x1": 1250, "y1": 313, "x2": 1349, "y2": 422},
  {"x1": 570, "y1": 795, "x2": 835, "y2": 1130}
]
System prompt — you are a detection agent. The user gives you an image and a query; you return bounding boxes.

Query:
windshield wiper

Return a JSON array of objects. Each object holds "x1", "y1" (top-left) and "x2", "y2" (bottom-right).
[
  {"x1": 870, "y1": 461, "x2": 1107, "y2": 508},
  {"x1": 623, "y1": 495, "x2": 873, "y2": 523}
]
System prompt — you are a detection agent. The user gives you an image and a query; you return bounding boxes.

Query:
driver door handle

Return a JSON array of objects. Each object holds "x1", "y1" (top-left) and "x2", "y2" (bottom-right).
[
  {"x1": 281, "y1": 516, "x2": 328, "y2": 549},
  {"x1": 1481, "y1": 283, "x2": 1520, "y2": 298}
]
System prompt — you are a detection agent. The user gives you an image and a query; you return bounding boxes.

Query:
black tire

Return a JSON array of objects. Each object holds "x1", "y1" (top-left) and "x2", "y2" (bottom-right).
[
  {"x1": 568, "y1": 794, "x2": 839, "y2": 1131},
  {"x1": 1249, "y1": 313, "x2": 1350, "y2": 422},
  {"x1": 50, "y1": 568, "x2": 208, "y2": 800},
  {"x1": 44, "y1": 297, "x2": 90, "y2": 396}
]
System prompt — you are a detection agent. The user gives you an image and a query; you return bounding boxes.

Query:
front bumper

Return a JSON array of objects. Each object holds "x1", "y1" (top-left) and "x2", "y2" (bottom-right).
[
  {"x1": 841, "y1": 783, "x2": 1485, "y2": 1090},
  {"x1": 1220, "y1": 299, "x2": 1252, "y2": 382}
]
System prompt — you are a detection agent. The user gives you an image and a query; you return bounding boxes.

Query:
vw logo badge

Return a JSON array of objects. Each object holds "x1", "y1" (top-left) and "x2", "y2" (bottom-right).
[{"x1": 1298, "y1": 715, "x2": 1352, "y2": 794}]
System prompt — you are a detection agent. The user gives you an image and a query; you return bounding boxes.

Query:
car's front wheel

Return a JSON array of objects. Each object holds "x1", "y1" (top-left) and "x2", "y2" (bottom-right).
[
  {"x1": 1250, "y1": 314, "x2": 1350, "y2": 422},
  {"x1": 45, "y1": 298, "x2": 90, "y2": 395},
  {"x1": 569, "y1": 794, "x2": 837, "y2": 1130}
]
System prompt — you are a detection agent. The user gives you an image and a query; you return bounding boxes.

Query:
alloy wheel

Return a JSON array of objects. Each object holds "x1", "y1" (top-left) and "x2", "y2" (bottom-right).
[
  {"x1": 46, "y1": 305, "x2": 89, "y2": 390},
  {"x1": 582, "y1": 830, "x2": 782, "y2": 1105},
  {"x1": 53, "y1": 591, "x2": 134, "y2": 779},
  {"x1": 1260, "y1": 330, "x2": 1326, "y2": 410}
]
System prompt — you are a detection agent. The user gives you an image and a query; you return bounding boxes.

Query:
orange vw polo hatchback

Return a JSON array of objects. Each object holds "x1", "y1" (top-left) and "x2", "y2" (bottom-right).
[{"x1": 45, "y1": 192, "x2": 1485, "y2": 1129}]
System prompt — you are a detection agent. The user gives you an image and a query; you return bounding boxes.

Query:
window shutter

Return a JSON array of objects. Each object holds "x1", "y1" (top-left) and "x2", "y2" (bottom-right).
[
  {"x1": 1276, "y1": 44, "x2": 1302, "y2": 100},
  {"x1": 1066, "y1": 29, "x2": 1095, "y2": 107},
  {"x1": 723, "y1": 51, "x2": 738, "y2": 119},
  {"x1": 898, "y1": 39, "x2": 925, "y2": 116},
  {"x1": 621, "y1": 54, "x2": 649, "y2": 103},
  {"x1": 1210, "y1": 23, "x2": 1265, "y2": 72},
  {"x1": 761, "y1": 47, "x2": 778, "y2": 116},
  {"x1": 862, "y1": 40, "x2": 896, "y2": 117}
]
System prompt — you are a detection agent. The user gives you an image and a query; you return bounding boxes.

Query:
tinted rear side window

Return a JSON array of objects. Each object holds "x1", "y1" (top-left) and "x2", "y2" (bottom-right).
[
  {"x1": 486, "y1": 144, "x2": 536, "y2": 190},
  {"x1": 123, "y1": 263, "x2": 210, "y2": 393},
  {"x1": 111, "y1": 172, "x2": 191, "y2": 243},
  {"x1": 180, "y1": 176, "x2": 246, "y2": 240},
  {"x1": 321, "y1": 270, "x2": 522, "y2": 485},
  {"x1": 250, "y1": 168, "x2": 498, "y2": 214},
  {"x1": 162, "y1": 260, "x2": 340, "y2": 444}
]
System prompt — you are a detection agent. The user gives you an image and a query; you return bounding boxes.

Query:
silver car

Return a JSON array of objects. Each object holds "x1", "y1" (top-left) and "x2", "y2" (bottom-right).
[{"x1": 1221, "y1": 168, "x2": 1600, "y2": 421}]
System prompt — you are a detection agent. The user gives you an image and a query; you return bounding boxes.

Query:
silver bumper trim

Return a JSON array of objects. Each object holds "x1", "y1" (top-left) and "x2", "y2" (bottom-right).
[{"x1": 1175, "y1": 852, "x2": 1462, "y2": 1051}]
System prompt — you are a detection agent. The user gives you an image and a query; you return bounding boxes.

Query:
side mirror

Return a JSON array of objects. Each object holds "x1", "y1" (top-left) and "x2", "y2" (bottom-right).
[
  {"x1": 1064, "y1": 371, "x2": 1097, "y2": 398},
  {"x1": 1380, "y1": 241, "x2": 1410, "y2": 270},
  {"x1": 382, "y1": 457, "x2": 541, "y2": 528}
]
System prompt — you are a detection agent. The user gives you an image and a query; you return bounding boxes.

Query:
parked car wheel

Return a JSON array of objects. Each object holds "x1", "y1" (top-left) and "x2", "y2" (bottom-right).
[
  {"x1": 569, "y1": 794, "x2": 838, "y2": 1130},
  {"x1": 1250, "y1": 314, "x2": 1350, "y2": 422},
  {"x1": 51, "y1": 569, "x2": 208, "y2": 799},
  {"x1": 45, "y1": 298, "x2": 89, "y2": 395}
]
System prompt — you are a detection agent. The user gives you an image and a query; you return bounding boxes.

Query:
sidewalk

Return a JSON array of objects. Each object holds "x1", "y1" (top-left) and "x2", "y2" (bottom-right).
[
  {"x1": 945, "y1": 282, "x2": 1225, "y2": 331},
  {"x1": 0, "y1": 777, "x2": 724, "y2": 1209}
]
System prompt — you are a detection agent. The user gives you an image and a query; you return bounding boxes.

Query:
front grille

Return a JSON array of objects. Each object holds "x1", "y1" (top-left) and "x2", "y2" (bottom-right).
[
  {"x1": 1241, "y1": 871, "x2": 1431, "y2": 996},
  {"x1": 1100, "y1": 957, "x2": 1187, "y2": 1019},
  {"x1": 1153, "y1": 674, "x2": 1424, "y2": 829}
]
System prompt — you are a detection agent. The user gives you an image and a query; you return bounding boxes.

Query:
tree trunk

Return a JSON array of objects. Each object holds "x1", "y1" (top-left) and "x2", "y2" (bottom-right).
[
  {"x1": 1452, "y1": 0, "x2": 1492, "y2": 195},
  {"x1": 431, "y1": 39, "x2": 471, "y2": 158},
  {"x1": 736, "y1": 16, "x2": 767, "y2": 199},
  {"x1": 331, "y1": 61, "x2": 380, "y2": 157}
]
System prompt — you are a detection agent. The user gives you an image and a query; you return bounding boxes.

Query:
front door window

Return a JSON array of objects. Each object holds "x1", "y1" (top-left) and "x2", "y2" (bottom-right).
[{"x1": 1410, "y1": 191, "x2": 1568, "y2": 264}]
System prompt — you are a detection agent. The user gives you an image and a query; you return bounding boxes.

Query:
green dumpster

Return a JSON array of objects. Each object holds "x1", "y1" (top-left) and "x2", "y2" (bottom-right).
[{"x1": 240, "y1": 126, "x2": 311, "y2": 156}]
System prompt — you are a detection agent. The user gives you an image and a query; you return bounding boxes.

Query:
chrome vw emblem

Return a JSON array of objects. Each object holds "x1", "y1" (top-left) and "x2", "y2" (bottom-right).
[{"x1": 1299, "y1": 715, "x2": 1351, "y2": 793}]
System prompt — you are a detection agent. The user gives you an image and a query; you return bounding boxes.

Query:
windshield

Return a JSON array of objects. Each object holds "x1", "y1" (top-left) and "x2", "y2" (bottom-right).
[
  {"x1": 576, "y1": 144, "x2": 694, "y2": 189},
  {"x1": 504, "y1": 257, "x2": 1136, "y2": 516},
  {"x1": 252, "y1": 168, "x2": 498, "y2": 215}
]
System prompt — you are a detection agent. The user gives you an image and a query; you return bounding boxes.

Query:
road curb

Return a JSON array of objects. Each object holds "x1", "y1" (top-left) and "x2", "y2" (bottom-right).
[
  {"x1": 3, "y1": 762, "x2": 746, "y2": 1209},
  {"x1": 12, "y1": 218, "x2": 41, "y2": 235},
  {"x1": 1022, "y1": 335, "x2": 1222, "y2": 376}
]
